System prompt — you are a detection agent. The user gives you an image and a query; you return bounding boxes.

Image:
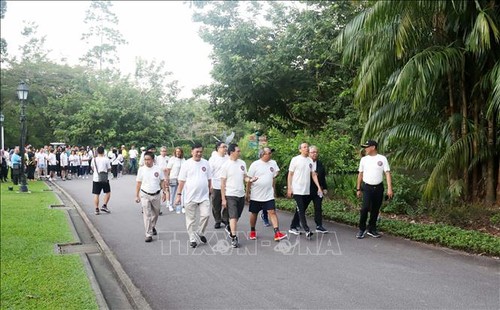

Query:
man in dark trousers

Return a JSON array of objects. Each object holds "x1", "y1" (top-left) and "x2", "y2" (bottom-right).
[
  {"x1": 356, "y1": 140, "x2": 393, "y2": 239},
  {"x1": 302, "y1": 145, "x2": 329, "y2": 233}
]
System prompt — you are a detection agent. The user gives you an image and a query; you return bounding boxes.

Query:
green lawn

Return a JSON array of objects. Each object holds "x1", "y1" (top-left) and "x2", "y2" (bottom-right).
[{"x1": 1, "y1": 181, "x2": 97, "y2": 309}]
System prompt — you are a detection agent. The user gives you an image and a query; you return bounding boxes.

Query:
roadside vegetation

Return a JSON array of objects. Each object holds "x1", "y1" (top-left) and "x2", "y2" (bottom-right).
[{"x1": 0, "y1": 182, "x2": 97, "y2": 309}]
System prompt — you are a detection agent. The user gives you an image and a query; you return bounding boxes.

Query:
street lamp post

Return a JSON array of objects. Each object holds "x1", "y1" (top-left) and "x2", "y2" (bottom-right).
[
  {"x1": 0, "y1": 113, "x2": 4, "y2": 151},
  {"x1": 17, "y1": 81, "x2": 29, "y2": 193}
]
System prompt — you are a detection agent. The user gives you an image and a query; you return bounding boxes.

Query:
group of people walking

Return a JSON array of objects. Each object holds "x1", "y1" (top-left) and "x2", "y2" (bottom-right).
[{"x1": 89, "y1": 139, "x2": 392, "y2": 247}]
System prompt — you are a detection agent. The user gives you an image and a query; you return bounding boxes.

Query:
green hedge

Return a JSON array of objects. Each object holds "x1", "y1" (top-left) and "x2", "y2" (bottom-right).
[{"x1": 276, "y1": 199, "x2": 500, "y2": 256}]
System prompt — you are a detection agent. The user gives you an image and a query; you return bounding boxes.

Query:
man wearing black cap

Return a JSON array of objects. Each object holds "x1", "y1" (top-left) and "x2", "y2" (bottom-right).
[{"x1": 356, "y1": 140, "x2": 393, "y2": 239}]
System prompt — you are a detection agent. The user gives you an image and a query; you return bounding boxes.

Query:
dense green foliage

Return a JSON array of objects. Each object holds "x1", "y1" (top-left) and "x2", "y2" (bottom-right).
[{"x1": 0, "y1": 182, "x2": 98, "y2": 309}]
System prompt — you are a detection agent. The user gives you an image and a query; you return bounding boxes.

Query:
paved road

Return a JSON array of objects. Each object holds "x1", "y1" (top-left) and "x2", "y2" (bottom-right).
[{"x1": 57, "y1": 175, "x2": 499, "y2": 310}]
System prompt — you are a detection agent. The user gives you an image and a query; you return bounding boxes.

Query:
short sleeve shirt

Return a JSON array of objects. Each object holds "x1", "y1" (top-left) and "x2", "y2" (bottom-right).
[
  {"x1": 209, "y1": 153, "x2": 228, "y2": 190},
  {"x1": 91, "y1": 156, "x2": 111, "y2": 182},
  {"x1": 221, "y1": 159, "x2": 247, "y2": 198},
  {"x1": 248, "y1": 159, "x2": 280, "y2": 201},
  {"x1": 358, "y1": 154, "x2": 390, "y2": 185},
  {"x1": 137, "y1": 165, "x2": 165, "y2": 193},
  {"x1": 288, "y1": 155, "x2": 313, "y2": 195},
  {"x1": 178, "y1": 158, "x2": 211, "y2": 203}
]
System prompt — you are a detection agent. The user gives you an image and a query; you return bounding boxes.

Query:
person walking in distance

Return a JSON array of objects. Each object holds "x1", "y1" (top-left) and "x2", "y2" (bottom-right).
[
  {"x1": 128, "y1": 145, "x2": 138, "y2": 175},
  {"x1": 135, "y1": 151, "x2": 167, "y2": 243},
  {"x1": 91, "y1": 146, "x2": 112, "y2": 215},
  {"x1": 208, "y1": 141, "x2": 229, "y2": 229},
  {"x1": 302, "y1": 145, "x2": 329, "y2": 234},
  {"x1": 287, "y1": 142, "x2": 323, "y2": 239},
  {"x1": 166, "y1": 147, "x2": 186, "y2": 214},
  {"x1": 221, "y1": 143, "x2": 256, "y2": 248},
  {"x1": 246, "y1": 147, "x2": 287, "y2": 241},
  {"x1": 356, "y1": 140, "x2": 393, "y2": 238},
  {"x1": 175, "y1": 143, "x2": 212, "y2": 248}
]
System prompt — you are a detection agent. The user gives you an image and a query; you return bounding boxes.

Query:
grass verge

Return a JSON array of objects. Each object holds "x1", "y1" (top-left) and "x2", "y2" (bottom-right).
[
  {"x1": 277, "y1": 198, "x2": 500, "y2": 257},
  {"x1": 1, "y1": 181, "x2": 98, "y2": 309}
]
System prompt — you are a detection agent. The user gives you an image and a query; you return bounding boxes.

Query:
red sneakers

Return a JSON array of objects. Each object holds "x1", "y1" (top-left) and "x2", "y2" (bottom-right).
[
  {"x1": 274, "y1": 231, "x2": 287, "y2": 241},
  {"x1": 249, "y1": 231, "x2": 257, "y2": 240}
]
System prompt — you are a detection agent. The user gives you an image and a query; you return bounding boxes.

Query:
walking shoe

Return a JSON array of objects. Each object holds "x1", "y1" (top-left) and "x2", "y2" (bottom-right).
[
  {"x1": 305, "y1": 231, "x2": 314, "y2": 239},
  {"x1": 176, "y1": 206, "x2": 181, "y2": 214},
  {"x1": 100, "y1": 205, "x2": 111, "y2": 213},
  {"x1": 195, "y1": 232, "x2": 207, "y2": 244},
  {"x1": 288, "y1": 228, "x2": 300, "y2": 235},
  {"x1": 316, "y1": 226, "x2": 328, "y2": 234},
  {"x1": 190, "y1": 241, "x2": 197, "y2": 248},
  {"x1": 231, "y1": 236, "x2": 239, "y2": 248},
  {"x1": 168, "y1": 205, "x2": 174, "y2": 212},
  {"x1": 214, "y1": 222, "x2": 222, "y2": 229},
  {"x1": 159, "y1": 211, "x2": 163, "y2": 215},
  {"x1": 249, "y1": 231, "x2": 257, "y2": 240},
  {"x1": 152, "y1": 227, "x2": 157, "y2": 236},
  {"x1": 95, "y1": 208, "x2": 100, "y2": 215},
  {"x1": 260, "y1": 212, "x2": 270, "y2": 227},
  {"x1": 356, "y1": 230, "x2": 366, "y2": 239},
  {"x1": 274, "y1": 231, "x2": 287, "y2": 241},
  {"x1": 225, "y1": 225, "x2": 231, "y2": 238},
  {"x1": 367, "y1": 230, "x2": 382, "y2": 238},
  {"x1": 145, "y1": 236, "x2": 153, "y2": 243},
  {"x1": 181, "y1": 207, "x2": 186, "y2": 214}
]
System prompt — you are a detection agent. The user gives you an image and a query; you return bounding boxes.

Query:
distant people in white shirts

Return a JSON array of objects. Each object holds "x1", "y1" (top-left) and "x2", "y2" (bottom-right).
[{"x1": 128, "y1": 145, "x2": 139, "y2": 175}]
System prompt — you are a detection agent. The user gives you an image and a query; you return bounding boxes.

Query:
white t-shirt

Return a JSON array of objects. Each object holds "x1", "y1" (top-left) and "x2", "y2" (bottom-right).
[
  {"x1": 81, "y1": 155, "x2": 90, "y2": 166},
  {"x1": 166, "y1": 157, "x2": 185, "y2": 179},
  {"x1": 358, "y1": 154, "x2": 390, "y2": 185},
  {"x1": 36, "y1": 152, "x2": 47, "y2": 166},
  {"x1": 137, "y1": 164, "x2": 165, "y2": 193},
  {"x1": 91, "y1": 156, "x2": 111, "y2": 182},
  {"x1": 156, "y1": 155, "x2": 170, "y2": 171},
  {"x1": 60, "y1": 152, "x2": 69, "y2": 166},
  {"x1": 221, "y1": 158, "x2": 247, "y2": 197},
  {"x1": 69, "y1": 154, "x2": 80, "y2": 166},
  {"x1": 129, "y1": 149, "x2": 138, "y2": 159},
  {"x1": 177, "y1": 158, "x2": 211, "y2": 203},
  {"x1": 209, "y1": 153, "x2": 228, "y2": 190},
  {"x1": 248, "y1": 159, "x2": 280, "y2": 201},
  {"x1": 288, "y1": 155, "x2": 314, "y2": 195},
  {"x1": 48, "y1": 153, "x2": 57, "y2": 165}
]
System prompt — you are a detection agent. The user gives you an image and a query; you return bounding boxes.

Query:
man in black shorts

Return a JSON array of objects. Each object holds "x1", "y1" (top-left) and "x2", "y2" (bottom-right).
[
  {"x1": 91, "y1": 146, "x2": 112, "y2": 215},
  {"x1": 246, "y1": 147, "x2": 287, "y2": 241}
]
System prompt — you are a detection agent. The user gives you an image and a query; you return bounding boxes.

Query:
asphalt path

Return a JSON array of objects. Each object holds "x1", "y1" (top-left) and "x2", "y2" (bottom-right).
[{"x1": 56, "y1": 174, "x2": 499, "y2": 310}]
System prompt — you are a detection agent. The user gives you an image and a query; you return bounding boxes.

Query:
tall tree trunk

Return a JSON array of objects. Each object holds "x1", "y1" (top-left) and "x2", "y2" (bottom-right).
[
  {"x1": 448, "y1": 72, "x2": 457, "y2": 143},
  {"x1": 485, "y1": 117, "x2": 496, "y2": 204},
  {"x1": 472, "y1": 97, "x2": 479, "y2": 201},
  {"x1": 460, "y1": 59, "x2": 469, "y2": 200}
]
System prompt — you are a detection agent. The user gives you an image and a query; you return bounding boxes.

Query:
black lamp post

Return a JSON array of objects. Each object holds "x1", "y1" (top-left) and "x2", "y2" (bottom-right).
[{"x1": 17, "y1": 81, "x2": 29, "y2": 193}]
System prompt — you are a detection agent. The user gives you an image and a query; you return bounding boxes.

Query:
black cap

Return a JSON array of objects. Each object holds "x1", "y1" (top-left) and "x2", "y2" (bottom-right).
[{"x1": 361, "y1": 140, "x2": 378, "y2": 148}]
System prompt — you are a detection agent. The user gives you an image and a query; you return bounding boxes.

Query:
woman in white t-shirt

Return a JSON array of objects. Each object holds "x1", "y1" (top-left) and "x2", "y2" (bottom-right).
[
  {"x1": 80, "y1": 150, "x2": 91, "y2": 179},
  {"x1": 165, "y1": 147, "x2": 186, "y2": 213}
]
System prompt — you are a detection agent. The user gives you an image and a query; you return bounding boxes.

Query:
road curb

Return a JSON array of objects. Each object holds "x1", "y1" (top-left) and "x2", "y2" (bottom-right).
[{"x1": 50, "y1": 181, "x2": 152, "y2": 310}]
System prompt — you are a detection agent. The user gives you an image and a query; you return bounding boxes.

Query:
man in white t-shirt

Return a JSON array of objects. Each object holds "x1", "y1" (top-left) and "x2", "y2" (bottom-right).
[
  {"x1": 91, "y1": 146, "x2": 112, "y2": 215},
  {"x1": 135, "y1": 151, "x2": 167, "y2": 243},
  {"x1": 175, "y1": 143, "x2": 212, "y2": 248},
  {"x1": 246, "y1": 147, "x2": 287, "y2": 242},
  {"x1": 356, "y1": 140, "x2": 393, "y2": 239},
  {"x1": 208, "y1": 141, "x2": 229, "y2": 229},
  {"x1": 128, "y1": 145, "x2": 139, "y2": 175},
  {"x1": 287, "y1": 142, "x2": 323, "y2": 239},
  {"x1": 221, "y1": 143, "x2": 256, "y2": 248},
  {"x1": 60, "y1": 148, "x2": 69, "y2": 181}
]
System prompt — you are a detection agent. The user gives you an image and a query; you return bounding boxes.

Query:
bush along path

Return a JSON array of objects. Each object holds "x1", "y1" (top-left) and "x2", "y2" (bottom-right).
[{"x1": 276, "y1": 199, "x2": 500, "y2": 257}]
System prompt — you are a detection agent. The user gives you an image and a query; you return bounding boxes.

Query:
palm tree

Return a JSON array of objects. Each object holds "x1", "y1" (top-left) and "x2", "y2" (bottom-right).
[{"x1": 336, "y1": 0, "x2": 499, "y2": 204}]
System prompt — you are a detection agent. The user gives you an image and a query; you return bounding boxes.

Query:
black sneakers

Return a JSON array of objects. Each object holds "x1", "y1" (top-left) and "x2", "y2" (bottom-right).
[
  {"x1": 316, "y1": 226, "x2": 328, "y2": 234},
  {"x1": 305, "y1": 231, "x2": 314, "y2": 239},
  {"x1": 231, "y1": 236, "x2": 239, "y2": 248},
  {"x1": 95, "y1": 208, "x2": 100, "y2": 215},
  {"x1": 195, "y1": 232, "x2": 207, "y2": 243},
  {"x1": 356, "y1": 230, "x2": 366, "y2": 239},
  {"x1": 214, "y1": 223, "x2": 222, "y2": 229},
  {"x1": 152, "y1": 227, "x2": 157, "y2": 236},
  {"x1": 100, "y1": 205, "x2": 110, "y2": 213},
  {"x1": 145, "y1": 236, "x2": 153, "y2": 243},
  {"x1": 367, "y1": 230, "x2": 382, "y2": 238},
  {"x1": 190, "y1": 241, "x2": 197, "y2": 248}
]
